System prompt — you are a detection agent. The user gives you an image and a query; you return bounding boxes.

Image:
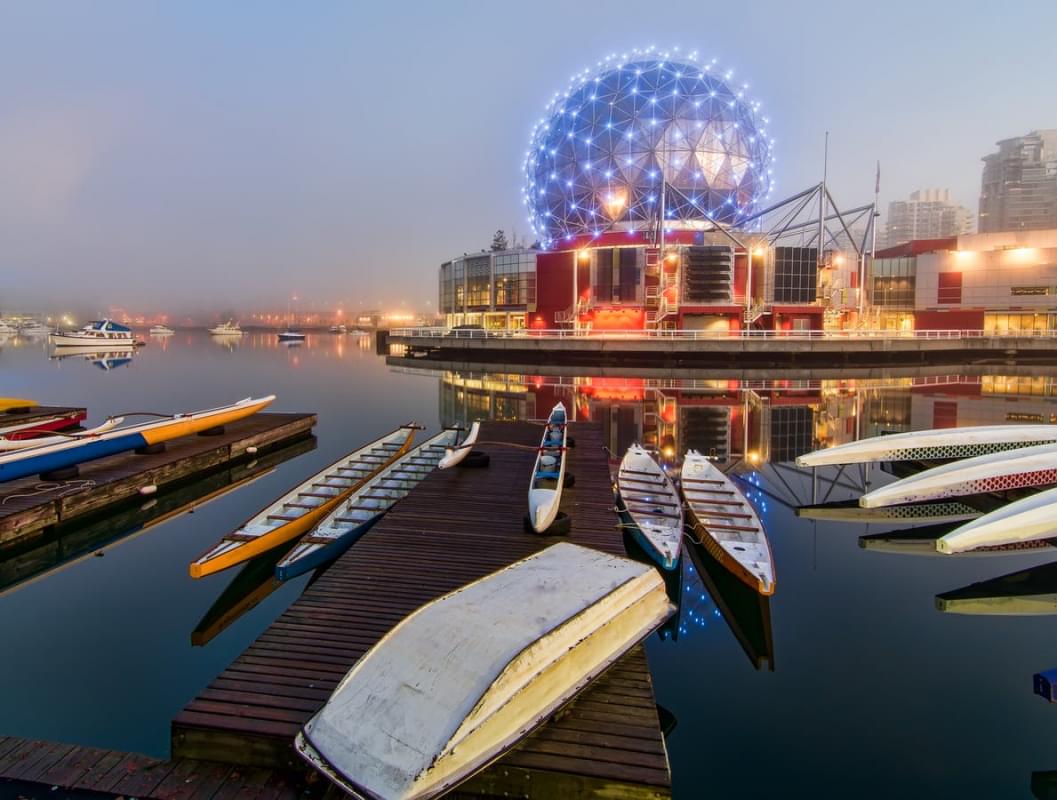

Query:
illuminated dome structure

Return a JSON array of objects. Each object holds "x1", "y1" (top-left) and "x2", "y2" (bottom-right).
[{"x1": 524, "y1": 47, "x2": 775, "y2": 248}]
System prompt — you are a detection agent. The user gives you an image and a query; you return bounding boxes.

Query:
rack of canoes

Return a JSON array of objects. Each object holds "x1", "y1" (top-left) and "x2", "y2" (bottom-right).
[{"x1": 800, "y1": 422, "x2": 1057, "y2": 555}]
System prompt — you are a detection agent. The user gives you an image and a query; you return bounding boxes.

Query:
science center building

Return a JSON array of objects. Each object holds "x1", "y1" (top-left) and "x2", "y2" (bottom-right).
[{"x1": 438, "y1": 48, "x2": 1057, "y2": 336}]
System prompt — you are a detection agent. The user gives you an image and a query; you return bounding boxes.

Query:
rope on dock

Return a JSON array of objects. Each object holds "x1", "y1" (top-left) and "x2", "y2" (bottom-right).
[{"x1": 1, "y1": 479, "x2": 97, "y2": 504}]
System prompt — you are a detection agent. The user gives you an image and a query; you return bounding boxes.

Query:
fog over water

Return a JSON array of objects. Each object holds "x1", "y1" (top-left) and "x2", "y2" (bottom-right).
[{"x1": 2, "y1": 0, "x2": 1055, "y2": 313}]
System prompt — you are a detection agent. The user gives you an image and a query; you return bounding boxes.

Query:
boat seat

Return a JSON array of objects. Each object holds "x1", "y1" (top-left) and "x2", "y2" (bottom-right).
[
  {"x1": 690, "y1": 510, "x2": 752, "y2": 520},
  {"x1": 621, "y1": 477, "x2": 665, "y2": 487},
  {"x1": 620, "y1": 493, "x2": 679, "y2": 507},
  {"x1": 300, "y1": 535, "x2": 338, "y2": 545},
  {"x1": 623, "y1": 468, "x2": 664, "y2": 478},
  {"x1": 284, "y1": 502, "x2": 319, "y2": 509},
  {"x1": 338, "y1": 505, "x2": 386, "y2": 514},
  {"x1": 535, "y1": 471, "x2": 561, "y2": 479},
  {"x1": 681, "y1": 478, "x2": 725, "y2": 485},
  {"x1": 300, "y1": 491, "x2": 338, "y2": 499},
  {"x1": 689, "y1": 497, "x2": 746, "y2": 507},
  {"x1": 625, "y1": 506, "x2": 681, "y2": 519},
  {"x1": 225, "y1": 532, "x2": 261, "y2": 542},
  {"x1": 540, "y1": 455, "x2": 558, "y2": 467},
  {"x1": 266, "y1": 513, "x2": 303, "y2": 522},
  {"x1": 700, "y1": 522, "x2": 759, "y2": 533}
]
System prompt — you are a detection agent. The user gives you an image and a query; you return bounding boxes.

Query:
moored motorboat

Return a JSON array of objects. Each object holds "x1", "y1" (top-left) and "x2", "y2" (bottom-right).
[
  {"x1": 527, "y1": 403, "x2": 568, "y2": 533},
  {"x1": 150, "y1": 325, "x2": 175, "y2": 335},
  {"x1": 277, "y1": 329, "x2": 307, "y2": 341},
  {"x1": 275, "y1": 427, "x2": 460, "y2": 581},
  {"x1": 295, "y1": 542, "x2": 675, "y2": 800},
  {"x1": 616, "y1": 444, "x2": 682, "y2": 570},
  {"x1": 860, "y1": 441, "x2": 1057, "y2": 508},
  {"x1": 796, "y1": 424, "x2": 1057, "y2": 468},
  {"x1": 189, "y1": 424, "x2": 417, "y2": 578},
  {"x1": 208, "y1": 320, "x2": 244, "y2": 336},
  {"x1": 438, "y1": 421, "x2": 480, "y2": 469},
  {"x1": 328, "y1": 324, "x2": 347, "y2": 334},
  {"x1": 936, "y1": 484, "x2": 1057, "y2": 554},
  {"x1": 681, "y1": 450, "x2": 774, "y2": 595},
  {"x1": 0, "y1": 396, "x2": 274, "y2": 483},
  {"x1": 50, "y1": 319, "x2": 137, "y2": 348}
]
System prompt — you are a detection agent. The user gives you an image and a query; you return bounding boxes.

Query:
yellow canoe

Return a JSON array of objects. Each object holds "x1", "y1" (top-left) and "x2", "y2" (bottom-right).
[
  {"x1": 0, "y1": 398, "x2": 38, "y2": 412},
  {"x1": 189, "y1": 424, "x2": 417, "y2": 578}
]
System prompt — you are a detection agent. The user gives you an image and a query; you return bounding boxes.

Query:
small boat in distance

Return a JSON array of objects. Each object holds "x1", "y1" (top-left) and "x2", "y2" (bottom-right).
[
  {"x1": 796, "y1": 424, "x2": 1057, "y2": 468},
  {"x1": 0, "y1": 395, "x2": 274, "y2": 483},
  {"x1": 208, "y1": 320, "x2": 244, "y2": 336},
  {"x1": 527, "y1": 403, "x2": 568, "y2": 533},
  {"x1": 50, "y1": 319, "x2": 137, "y2": 348},
  {"x1": 295, "y1": 542, "x2": 674, "y2": 800},
  {"x1": 149, "y1": 325, "x2": 175, "y2": 336},
  {"x1": 275, "y1": 427, "x2": 460, "y2": 581},
  {"x1": 0, "y1": 321, "x2": 17, "y2": 336},
  {"x1": 936, "y1": 484, "x2": 1057, "y2": 554},
  {"x1": 328, "y1": 324, "x2": 347, "y2": 334},
  {"x1": 18, "y1": 320, "x2": 50, "y2": 336},
  {"x1": 616, "y1": 444, "x2": 683, "y2": 570},
  {"x1": 189, "y1": 424, "x2": 417, "y2": 578},
  {"x1": 681, "y1": 451, "x2": 774, "y2": 595},
  {"x1": 277, "y1": 329, "x2": 307, "y2": 341},
  {"x1": 860, "y1": 441, "x2": 1057, "y2": 508}
]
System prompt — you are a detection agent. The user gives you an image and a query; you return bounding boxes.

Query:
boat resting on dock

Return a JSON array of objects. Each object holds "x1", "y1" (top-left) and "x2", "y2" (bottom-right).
[
  {"x1": 527, "y1": 403, "x2": 568, "y2": 534},
  {"x1": 0, "y1": 417, "x2": 122, "y2": 451},
  {"x1": 275, "y1": 427, "x2": 460, "y2": 581},
  {"x1": 796, "y1": 424, "x2": 1057, "y2": 468},
  {"x1": 437, "y1": 421, "x2": 479, "y2": 469},
  {"x1": 190, "y1": 424, "x2": 416, "y2": 577},
  {"x1": 681, "y1": 450, "x2": 774, "y2": 595},
  {"x1": 0, "y1": 395, "x2": 274, "y2": 483},
  {"x1": 860, "y1": 441, "x2": 1057, "y2": 508},
  {"x1": 0, "y1": 398, "x2": 38, "y2": 413},
  {"x1": 616, "y1": 445, "x2": 682, "y2": 570},
  {"x1": 295, "y1": 542, "x2": 674, "y2": 800},
  {"x1": 936, "y1": 484, "x2": 1057, "y2": 554}
]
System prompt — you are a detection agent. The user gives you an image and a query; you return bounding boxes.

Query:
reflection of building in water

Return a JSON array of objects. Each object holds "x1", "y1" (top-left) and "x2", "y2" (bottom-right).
[{"x1": 438, "y1": 371, "x2": 822, "y2": 467}]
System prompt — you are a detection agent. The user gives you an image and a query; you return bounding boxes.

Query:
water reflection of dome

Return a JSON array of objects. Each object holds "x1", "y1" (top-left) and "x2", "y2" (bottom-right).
[{"x1": 524, "y1": 46, "x2": 775, "y2": 248}]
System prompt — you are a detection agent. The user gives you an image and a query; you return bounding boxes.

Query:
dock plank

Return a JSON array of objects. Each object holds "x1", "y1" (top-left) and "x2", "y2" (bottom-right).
[{"x1": 172, "y1": 421, "x2": 671, "y2": 797}]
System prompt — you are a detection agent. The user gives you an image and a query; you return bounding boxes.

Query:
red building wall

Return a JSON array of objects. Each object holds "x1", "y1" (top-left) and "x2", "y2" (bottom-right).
[
  {"x1": 533, "y1": 251, "x2": 575, "y2": 327},
  {"x1": 914, "y1": 309, "x2": 984, "y2": 330}
]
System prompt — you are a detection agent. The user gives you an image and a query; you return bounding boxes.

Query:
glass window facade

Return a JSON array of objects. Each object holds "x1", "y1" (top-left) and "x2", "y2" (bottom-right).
[
  {"x1": 773, "y1": 246, "x2": 818, "y2": 303},
  {"x1": 871, "y1": 256, "x2": 917, "y2": 308},
  {"x1": 494, "y1": 252, "x2": 537, "y2": 307},
  {"x1": 466, "y1": 255, "x2": 491, "y2": 308}
]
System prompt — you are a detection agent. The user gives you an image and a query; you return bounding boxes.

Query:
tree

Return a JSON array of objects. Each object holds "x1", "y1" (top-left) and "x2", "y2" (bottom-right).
[{"x1": 490, "y1": 229, "x2": 508, "y2": 252}]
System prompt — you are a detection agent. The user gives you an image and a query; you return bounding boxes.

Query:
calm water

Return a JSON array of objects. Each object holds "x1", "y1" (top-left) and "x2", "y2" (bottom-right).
[{"x1": 3, "y1": 332, "x2": 1057, "y2": 798}]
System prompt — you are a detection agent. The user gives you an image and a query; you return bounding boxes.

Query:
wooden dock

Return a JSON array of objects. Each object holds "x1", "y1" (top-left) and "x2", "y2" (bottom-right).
[
  {"x1": 0, "y1": 412, "x2": 317, "y2": 550},
  {"x1": 172, "y1": 420, "x2": 672, "y2": 798}
]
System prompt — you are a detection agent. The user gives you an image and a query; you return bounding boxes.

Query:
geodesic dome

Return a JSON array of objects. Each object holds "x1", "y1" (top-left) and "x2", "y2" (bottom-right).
[{"x1": 523, "y1": 47, "x2": 775, "y2": 248}]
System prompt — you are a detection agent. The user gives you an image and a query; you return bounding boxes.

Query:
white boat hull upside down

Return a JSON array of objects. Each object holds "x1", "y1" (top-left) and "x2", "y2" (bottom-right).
[
  {"x1": 438, "y1": 421, "x2": 480, "y2": 470},
  {"x1": 295, "y1": 542, "x2": 675, "y2": 800},
  {"x1": 936, "y1": 484, "x2": 1057, "y2": 554},
  {"x1": 796, "y1": 424, "x2": 1057, "y2": 468},
  {"x1": 860, "y1": 441, "x2": 1057, "y2": 509}
]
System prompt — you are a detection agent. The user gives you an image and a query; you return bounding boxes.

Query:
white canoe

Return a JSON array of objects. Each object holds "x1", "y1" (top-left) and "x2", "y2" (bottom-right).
[
  {"x1": 275, "y1": 428, "x2": 460, "y2": 581},
  {"x1": 681, "y1": 451, "x2": 774, "y2": 595},
  {"x1": 796, "y1": 424, "x2": 1057, "y2": 468},
  {"x1": 936, "y1": 484, "x2": 1057, "y2": 554},
  {"x1": 860, "y1": 441, "x2": 1057, "y2": 508},
  {"x1": 616, "y1": 445, "x2": 682, "y2": 570},
  {"x1": 295, "y1": 542, "x2": 674, "y2": 800},
  {"x1": 437, "y1": 421, "x2": 480, "y2": 469},
  {"x1": 527, "y1": 403, "x2": 567, "y2": 533}
]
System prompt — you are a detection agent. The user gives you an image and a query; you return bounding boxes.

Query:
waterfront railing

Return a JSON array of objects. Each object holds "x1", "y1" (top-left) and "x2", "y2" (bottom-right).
[{"x1": 390, "y1": 327, "x2": 1057, "y2": 341}]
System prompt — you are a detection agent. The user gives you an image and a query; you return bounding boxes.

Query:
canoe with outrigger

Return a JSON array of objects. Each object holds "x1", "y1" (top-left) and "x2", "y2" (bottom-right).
[{"x1": 527, "y1": 403, "x2": 568, "y2": 534}]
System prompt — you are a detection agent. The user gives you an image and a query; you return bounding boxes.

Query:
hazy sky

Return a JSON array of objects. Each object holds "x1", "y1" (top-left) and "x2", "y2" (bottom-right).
[{"x1": 2, "y1": 1, "x2": 1055, "y2": 314}]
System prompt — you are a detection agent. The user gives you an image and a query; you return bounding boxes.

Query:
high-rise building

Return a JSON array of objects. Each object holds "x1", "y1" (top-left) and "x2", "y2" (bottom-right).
[
  {"x1": 979, "y1": 130, "x2": 1057, "y2": 233},
  {"x1": 879, "y1": 189, "x2": 973, "y2": 249}
]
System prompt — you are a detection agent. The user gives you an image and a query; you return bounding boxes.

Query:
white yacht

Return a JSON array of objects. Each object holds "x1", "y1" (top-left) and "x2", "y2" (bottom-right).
[
  {"x1": 208, "y1": 320, "x2": 244, "y2": 336},
  {"x1": 149, "y1": 325, "x2": 175, "y2": 336},
  {"x1": 0, "y1": 321, "x2": 17, "y2": 337},
  {"x1": 50, "y1": 319, "x2": 137, "y2": 348}
]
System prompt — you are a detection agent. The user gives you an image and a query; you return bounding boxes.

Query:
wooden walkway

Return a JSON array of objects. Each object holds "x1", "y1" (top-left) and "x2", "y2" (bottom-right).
[
  {"x1": 172, "y1": 421, "x2": 672, "y2": 798},
  {"x1": 0, "y1": 413, "x2": 316, "y2": 549},
  {"x1": 0, "y1": 736, "x2": 322, "y2": 799}
]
